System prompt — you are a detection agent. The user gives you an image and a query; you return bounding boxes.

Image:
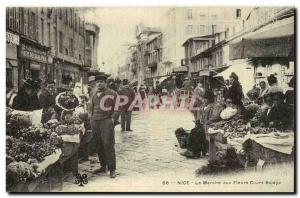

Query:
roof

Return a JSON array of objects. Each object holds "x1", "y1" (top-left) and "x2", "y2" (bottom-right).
[
  {"x1": 146, "y1": 33, "x2": 162, "y2": 44},
  {"x1": 182, "y1": 35, "x2": 214, "y2": 46}
]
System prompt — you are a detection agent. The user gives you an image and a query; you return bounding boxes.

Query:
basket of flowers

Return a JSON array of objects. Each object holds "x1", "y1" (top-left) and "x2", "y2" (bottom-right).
[{"x1": 55, "y1": 92, "x2": 80, "y2": 111}]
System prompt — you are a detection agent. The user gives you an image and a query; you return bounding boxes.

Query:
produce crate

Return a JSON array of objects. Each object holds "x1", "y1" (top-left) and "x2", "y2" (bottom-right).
[
  {"x1": 60, "y1": 142, "x2": 80, "y2": 175},
  {"x1": 207, "y1": 132, "x2": 228, "y2": 163},
  {"x1": 243, "y1": 139, "x2": 294, "y2": 166}
]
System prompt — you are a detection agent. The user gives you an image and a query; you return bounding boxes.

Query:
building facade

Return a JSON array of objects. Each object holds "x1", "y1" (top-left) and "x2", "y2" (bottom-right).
[
  {"x1": 181, "y1": 7, "x2": 295, "y2": 98},
  {"x1": 134, "y1": 23, "x2": 161, "y2": 87},
  {"x1": 144, "y1": 33, "x2": 163, "y2": 86},
  {"x1": 6, "y1": 7, "x2": 100, "y2": 90},
  {"x1": 85, "y1": 22, "x2": 100, "y2": 70},
  {"x1": 162, "y1": 7, "x2": 249, "y2": 76}
]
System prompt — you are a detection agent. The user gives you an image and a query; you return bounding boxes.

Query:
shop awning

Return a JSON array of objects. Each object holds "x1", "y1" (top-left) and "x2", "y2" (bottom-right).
[
  {"x1": 229, "y1": 21, "x2": 294, "y2": 60},
  {"x1": 157, "y1": 76, "x2": 168, "y2": 83},
  {"x1": 172, "y1": 66, "x2": 188, "y2": 73},
  {"x1": 215, "y1": 62, "x2": 255, "y2": 94}
]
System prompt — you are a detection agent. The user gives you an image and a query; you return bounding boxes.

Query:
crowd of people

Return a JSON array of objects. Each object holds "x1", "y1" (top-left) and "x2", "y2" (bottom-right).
[
  {"x1": 182, "y1": 72, "x2": 294, "y2": 159},
  {"x1": 6, "y1": 71, "x2": 295, "y2": 178}
]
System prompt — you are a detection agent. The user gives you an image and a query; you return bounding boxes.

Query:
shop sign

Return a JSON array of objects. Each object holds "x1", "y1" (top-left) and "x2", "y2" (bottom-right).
[
  {"x1": 199, "y1": 70, "x2": 210, "y2": 76},
  {"x1": 6, "y1": 32, "x2": 19, "y2": 45},
  {"x1": 19, "y1": 43, "x2": 48, "y2": 63}
]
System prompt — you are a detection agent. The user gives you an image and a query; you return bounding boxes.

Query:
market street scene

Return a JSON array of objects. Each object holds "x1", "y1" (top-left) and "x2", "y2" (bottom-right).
[{"x1": 6, "y1": 7, "x2": 295, "y2": 193}]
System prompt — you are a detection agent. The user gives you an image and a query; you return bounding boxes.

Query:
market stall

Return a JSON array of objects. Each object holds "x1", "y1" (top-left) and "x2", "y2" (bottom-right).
[
  {"x1": 6, "y1": 90, "x2": 89, "y2": 192},
  {"x1": 202, "y1": 103, "x2": 294, "y2": 174}
]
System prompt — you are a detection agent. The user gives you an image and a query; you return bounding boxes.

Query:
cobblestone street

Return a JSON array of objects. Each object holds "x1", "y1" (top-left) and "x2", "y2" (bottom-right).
[
  {"x1": 61, "y1": 109, "x2": 294, "y2": 192},
  {"x1": 62, "y1": 109, "x2": 209, "y2": 192}
]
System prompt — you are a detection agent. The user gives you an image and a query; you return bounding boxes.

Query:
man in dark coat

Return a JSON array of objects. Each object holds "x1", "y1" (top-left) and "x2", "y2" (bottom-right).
[
  {"x1": 118, "y1": 79, "x2": 136, "y2": 132},
  {"x1": 89, "y1": 74, "x2": 118, "y2": 178},
  {"x1": 39, "y1": 81, "x2": 58, "y2": 123},
  {"x1": 12, "y1": 79, "x2": 41, "y2": 111}
]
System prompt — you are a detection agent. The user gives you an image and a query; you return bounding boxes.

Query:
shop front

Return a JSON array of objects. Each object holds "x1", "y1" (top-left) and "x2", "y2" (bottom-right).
[
  {"x1": 229, "y1": 17, "x2": 294, "y2": 90},
  {"x1": 55, "y1": 59, "x2": 87, "y2": 88},
  {"x1": 17, "y1": 37, "x2": 51, "y2": 88}
]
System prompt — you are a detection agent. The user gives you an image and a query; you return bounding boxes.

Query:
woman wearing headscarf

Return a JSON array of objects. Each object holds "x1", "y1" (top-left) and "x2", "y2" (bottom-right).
[{"x1": 227, "y1": 72, "x2": 244, "y2": 113}]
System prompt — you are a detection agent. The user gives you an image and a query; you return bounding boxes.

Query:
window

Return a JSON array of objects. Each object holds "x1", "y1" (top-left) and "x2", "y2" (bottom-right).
[
  {"x1": 75, "y1": 15, "x2": 77, "y2": 32},
  {"x1": 198, "y1": 25, "x2": 206, "y2": 35},
  {"x1": 86, "y1": 34, "x2": 90, "y2": 46},
  {"x1": 30, "y1": 12, "x2": 36, "y2": 39},
  {"x1": 69, "y1": 38, "x2": 74, "y2": 57},
  {"x1": 65, "y1": 8, "x2": 67, "y2": 24},
  {"x1": 236, "y1": 9, "x2": 241, "y2": 19},
  {"x1": 41, "y1": 18, "x2": 44, "y2": 44},
  {"x1": 211, "y1": 14, "x2": 217, "y2": 20},
  {"x1": 70, "y1": 9, "x2": 73, "y2": 27},
  {"x1": 48, "y1": 22, "x2": 51, "y2": 46},
  {"x1": 186, "y1": 25, "x2": 193, "y2": 35},
  {"x1": 54, "y1": 26, "x2": 57, "y2": 49},
  {"x1": 212, "y1": 25, "x2": 217, "y2": 34},
  {"x1": 79, "y1": 54, "x2": 82, "y2": 60},
  {"x1": 59, "y1": 31, "x2": 63, "y2": 53},
  {"x1": 187, "y1": 9, "x2": 193, "y2": 20},
  {"x1": 199, "y1": 14, "x2": 206, "y2": 20},
  {"x1": 65, "y1": 48, "x2": 68, "y2": 55},
  {"x1": 59, "y1": 8, "x2": 62, "y2": 19}
]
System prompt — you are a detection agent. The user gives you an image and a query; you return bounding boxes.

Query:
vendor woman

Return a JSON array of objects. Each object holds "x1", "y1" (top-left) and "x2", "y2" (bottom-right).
[
  {"x1": 262, "y1": 91, "x2": 291, "y2": 130},
  {"x1": 226, "y1": 72, "x2": 245, "y2": 114}
]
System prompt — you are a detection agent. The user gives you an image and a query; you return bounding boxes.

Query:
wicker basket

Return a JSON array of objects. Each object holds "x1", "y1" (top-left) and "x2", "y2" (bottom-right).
[{"x1": 176, "y1": 133, "x2": 190, "y2": 149}]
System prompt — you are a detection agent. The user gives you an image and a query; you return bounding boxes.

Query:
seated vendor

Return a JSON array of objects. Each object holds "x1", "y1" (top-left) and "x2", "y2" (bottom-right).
[
  {"x1": 262, "y1": 92, "x2": 291, "y2": 130},
  {"x1": 181, "y1": 120, "x2": 208, "y2": 159},
  {"x1": 200, "y1": 90, "x2": 225, "y2": 126}
]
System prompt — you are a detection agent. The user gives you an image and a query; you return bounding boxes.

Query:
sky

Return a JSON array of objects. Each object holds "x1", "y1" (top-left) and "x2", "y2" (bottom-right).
[{"x1": 79, "y1": 7, "x2": 169, "y2": 75}]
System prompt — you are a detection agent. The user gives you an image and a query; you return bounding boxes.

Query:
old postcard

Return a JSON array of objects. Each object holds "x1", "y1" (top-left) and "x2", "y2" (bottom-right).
[{"x1": 6, "y1": 6, "x2": 295, "y2": 193}]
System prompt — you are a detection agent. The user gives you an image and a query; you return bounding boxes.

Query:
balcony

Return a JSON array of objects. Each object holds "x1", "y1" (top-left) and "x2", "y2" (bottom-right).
[
  {"x1": 181, "y1": 58, "x2": 189, "y2": 66},
  {"x1": 154, "y1": 44, "x2": 161, "y2": 50},
  {"x1": 147, "y1": 62, "x2": 157, "y2": 69}
]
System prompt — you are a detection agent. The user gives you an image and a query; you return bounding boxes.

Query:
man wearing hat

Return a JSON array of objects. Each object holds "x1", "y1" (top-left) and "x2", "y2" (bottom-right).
[
  {"x1": 12, "y1": 79, "x2": 41, "y2": 111},
  {"x1": 89, "y1": 74, "x2": 118, "y2": 178},
  {"x1": 118, "y1": 79, "x2": 135, "y2": 132}
]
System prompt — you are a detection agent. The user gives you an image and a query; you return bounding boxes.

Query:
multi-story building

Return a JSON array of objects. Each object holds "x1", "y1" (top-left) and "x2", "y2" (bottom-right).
[
  {"x1": 134, "y1": 23, "x2": 161, "y2": 87},
  {"x1": 182, "y1": 34, "x2": 215, "y2": 77},
  {"x1": 129, "y1": 45, "x2": 138, "y2": 81},
  {"x1": 181, "y1": 7, "x2": 295, "y2": 97},
  {"x1": 226, "y1": 7, "x2": 295, "y2": 91},
  {"x1": 85, "y1": 22, "x2": 100, "y2": 70},
  {"x1": 6, "y1": 7, "x2": 100, "y2": 90},
  {"x1": 162, "y1": 7, "x2": 248, "y2": 76},
  {"x1": 144, "y1": 33, "x2": 163, "y2": 86}
]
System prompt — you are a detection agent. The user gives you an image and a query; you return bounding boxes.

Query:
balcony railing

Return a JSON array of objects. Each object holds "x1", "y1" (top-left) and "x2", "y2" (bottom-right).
[
  {"x1": 144, "y1": 49, "x2": 150, "y2": 54},
  {"x1": 147, "y1": 62, "x2": 157, "y2": 69},
  {"x1": 181, "y1": 58, "x2": 189, "y2": 66}
]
